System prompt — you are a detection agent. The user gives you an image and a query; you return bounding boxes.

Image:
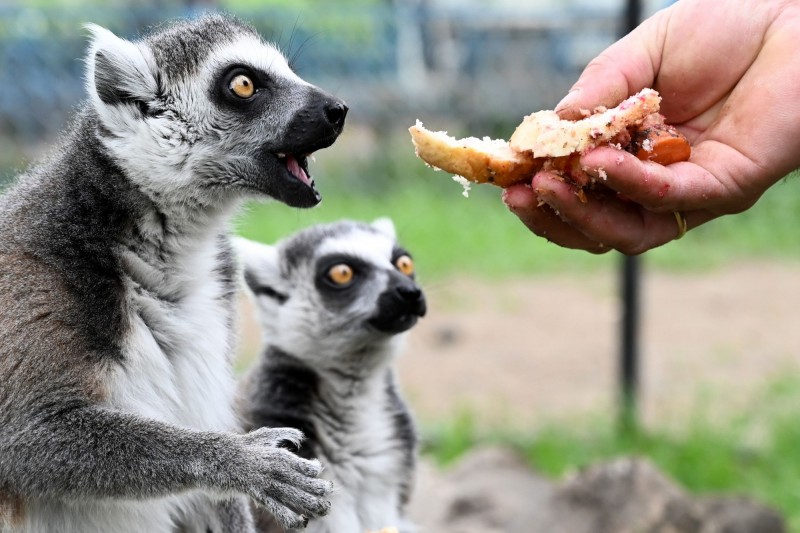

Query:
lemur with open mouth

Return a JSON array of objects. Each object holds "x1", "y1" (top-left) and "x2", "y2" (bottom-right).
[
  {"x1": 0, "y1": 14, "x2": 346, "y2": 533},
  {"x1": 236, "y1": 219, "x2": 426, "y2": 533}
]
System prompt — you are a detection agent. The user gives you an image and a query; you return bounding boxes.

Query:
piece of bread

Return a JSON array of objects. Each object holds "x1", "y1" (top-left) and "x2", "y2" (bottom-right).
[
  {"x1": 409, "y1": 88, "x2": 690, "y2": 190},
  {"x1": 509, "y1": 88, "x2": 662, "y2": 157},
  {"x1": 408, "y1": 120, "x2": 541, "y2": 188}
]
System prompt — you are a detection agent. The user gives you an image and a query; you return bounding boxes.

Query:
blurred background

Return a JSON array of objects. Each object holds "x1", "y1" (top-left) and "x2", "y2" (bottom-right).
[{"x1": 2, "y1": 0, "x2": 799, "y2": 529}]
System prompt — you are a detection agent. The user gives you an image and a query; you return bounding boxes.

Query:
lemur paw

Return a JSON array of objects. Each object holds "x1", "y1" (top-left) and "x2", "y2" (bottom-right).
[{"x1": 238, "y1": 427, "x2": 333, "y2": 529}]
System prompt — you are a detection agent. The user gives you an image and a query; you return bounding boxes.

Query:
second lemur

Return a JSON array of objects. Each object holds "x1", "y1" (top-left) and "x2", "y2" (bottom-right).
[{"x1": 236, "y1": 219, "x2": 426, "y2": 533}]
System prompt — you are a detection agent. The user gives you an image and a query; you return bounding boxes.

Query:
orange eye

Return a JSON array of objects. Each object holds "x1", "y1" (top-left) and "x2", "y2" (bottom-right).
[
  {"x1": 395, "y1": 255, "x2": 415, "y2": 276},
  {"x1": 327, "y1": 264, "x2": 353, "y2": 286},
  {"x1": 229, "y1": 74, "x2": 255, "y2": 98}
]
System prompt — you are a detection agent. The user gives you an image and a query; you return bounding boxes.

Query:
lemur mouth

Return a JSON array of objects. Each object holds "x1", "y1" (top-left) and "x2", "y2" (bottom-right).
[
  {"x1": 275, "y1": 152, "x2": 313, "y2": 187},
  {"x1": 259, "y1": 132, "x2": 341, "y2": 208},
  {"x1": 258, "y1": 150, "x2": 321, "y2": 209}
]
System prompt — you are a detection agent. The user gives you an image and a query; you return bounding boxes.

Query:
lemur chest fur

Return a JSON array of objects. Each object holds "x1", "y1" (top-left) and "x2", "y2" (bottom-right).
[
  {"x1": 109, "y1": 232, "x2": 238, "y2": 432},
  {"x1": 312, "y1": 373, "x2": 410, "y2": 529}
]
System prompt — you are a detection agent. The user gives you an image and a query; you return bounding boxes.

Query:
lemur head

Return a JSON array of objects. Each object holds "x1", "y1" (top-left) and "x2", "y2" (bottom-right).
[
  {"x1": 84, "y1": 14, "x2": 346, "y2": 209},
  {"x1": 237, "y1": 219, "x2": 427, "y2": 370}
]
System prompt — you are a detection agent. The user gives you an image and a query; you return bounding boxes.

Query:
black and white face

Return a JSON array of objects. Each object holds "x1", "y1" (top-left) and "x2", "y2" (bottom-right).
[
  {"x1": 312, "y1": 243, "x2": 423, "y2": 335},
  {"x1": 87, "y1": 14, "x2": 347, "y2": 209},
  {"x1": 237, "y1": 219, "x2": 427, "y2": 368},
  {"x1": 205, "y1": 60, "x2": 347, "y2": 207}
]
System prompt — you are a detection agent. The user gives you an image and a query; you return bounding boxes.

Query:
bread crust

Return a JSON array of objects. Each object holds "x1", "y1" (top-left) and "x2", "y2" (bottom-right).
[{"x1": 408, "y1": 121, "x2": 540, "y2": 188}]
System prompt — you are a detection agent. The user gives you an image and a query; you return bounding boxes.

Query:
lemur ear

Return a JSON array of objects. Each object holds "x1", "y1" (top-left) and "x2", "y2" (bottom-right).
[
  {"x1": 371, "y1": 217, "x2": 396, "y2": 240},
  {"x1": 85, "y1": 24, "x2": 158, "y2": 109},
  {"x1": 232, "y1": 237, "x2": 282, "y2": 295}
]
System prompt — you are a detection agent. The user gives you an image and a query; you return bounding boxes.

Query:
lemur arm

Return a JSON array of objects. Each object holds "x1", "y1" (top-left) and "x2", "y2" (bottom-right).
[
  {"x1": 0, "y1": 404, "x2": 330, "y2": 529},
  {"x1": 0, "y1": 251, "x2": 329, "y2": 529}
]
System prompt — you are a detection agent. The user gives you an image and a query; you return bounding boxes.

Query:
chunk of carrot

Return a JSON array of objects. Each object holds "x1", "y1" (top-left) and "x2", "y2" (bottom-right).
[{"x1": 633, "y1": 126, "x2": 691, "y2": 165}]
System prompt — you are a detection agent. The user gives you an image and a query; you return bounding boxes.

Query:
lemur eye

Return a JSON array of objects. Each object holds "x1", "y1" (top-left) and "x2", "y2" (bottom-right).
[
  {"x1": 327, "y1": 264, "x2": 354, "y2": 286},
  {"x1": 229, "y1": 74, "x2": 255, "y2": 98},
  {"x1": 395, "y1": 255, "x2": 415, "y2": 276}
]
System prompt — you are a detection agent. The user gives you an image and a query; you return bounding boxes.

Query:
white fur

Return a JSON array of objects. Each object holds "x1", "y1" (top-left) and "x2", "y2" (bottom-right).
[
  {"x1": 312, "y1": 371, "x2": 413, "y2": 533},
  {"x1": 84, "y1": 24, "x2": 159, "y2": 111},
  {"x1": 317, "y1": 230, "x2": 397, "y2": 271},
  {"x1": 111, "y1": 236, "x2": 238, "y2": 432},
  {"x1": 370, "y1": 217, "x2": 397, "y2": 240},
  {"x1": 204, "y1": 36, "x2": 306, "y2": 90},
  {"x1": 23, "y1": 498, "x2": 174, "y2": 533},
  {"x1": 38, "y1": 225, "x2": 242, "y2": 533}
]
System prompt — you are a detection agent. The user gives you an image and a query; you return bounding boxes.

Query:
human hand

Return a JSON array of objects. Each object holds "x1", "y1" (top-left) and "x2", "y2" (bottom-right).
[{"x1": 503, "y1": 0, "x2": 800, "y2": 254}]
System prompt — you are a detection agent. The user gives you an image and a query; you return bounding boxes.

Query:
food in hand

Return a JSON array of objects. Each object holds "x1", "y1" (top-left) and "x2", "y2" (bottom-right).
[
  {"x1": 409, "y1": 88, "x2": 690, "y2": 192},
  {"x1": 628, "y1": 121, "x2": 692, "y2": 165},
  {"x1": 408, "y1": 120, "x2": 541, "y2": 188}
]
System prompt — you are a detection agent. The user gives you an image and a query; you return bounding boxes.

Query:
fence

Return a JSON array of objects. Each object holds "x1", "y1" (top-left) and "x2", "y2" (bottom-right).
[{"x1": 0, "y1": 3, "x2": 627, "y2": 170}]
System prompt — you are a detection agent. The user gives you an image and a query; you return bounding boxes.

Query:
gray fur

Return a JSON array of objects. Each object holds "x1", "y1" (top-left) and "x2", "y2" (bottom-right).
[
  {"x1": 0, "y1": 13, "x2": 345, "y2": 533},
  {"x1": 236, "y1": 220, "x2": 425, "y2": 533}
]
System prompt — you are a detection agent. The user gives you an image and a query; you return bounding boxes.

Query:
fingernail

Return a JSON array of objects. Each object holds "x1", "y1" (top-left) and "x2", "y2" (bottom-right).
[
  {"x1": 555, "y1": 88, "x2": 580, "y2": 113},
  {"x1": 501, "y1": 185, "x2": 528, "y2": 209}
]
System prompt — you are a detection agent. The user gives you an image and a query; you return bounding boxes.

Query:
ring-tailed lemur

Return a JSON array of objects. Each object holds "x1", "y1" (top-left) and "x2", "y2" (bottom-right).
[
  {"x1": 235, "y1": 219, "x2": 426, "y2": 533},
  {"x1": 0, "y1": 14, "x2": 347, "y2": 533}
]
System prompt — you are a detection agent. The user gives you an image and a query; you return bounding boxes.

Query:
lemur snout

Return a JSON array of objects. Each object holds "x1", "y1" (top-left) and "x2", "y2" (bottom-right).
[
  {"x1": 369, "y1": 276, "x2": 427, "y2": 334},
  {"x1": 395, "y1": 284, "x2": 427, "y2": 317},
  {"x1": 255, "y1": 88, "x2": 346, "y2": 209},
  {"x1": 287, "y1": 90, "x2": 348, "y2": 148}
]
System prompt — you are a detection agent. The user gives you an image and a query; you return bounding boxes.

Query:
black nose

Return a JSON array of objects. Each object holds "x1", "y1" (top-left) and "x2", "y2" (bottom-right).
[
  {"x1": 396, "y1": 285, "x2": 426, "y2": 317},
  {"x1": 325, "y1": 100, "x2": 348, "y2": 131},
  {"x1": 368, "y1": 281, "x2": 427, "y2": 333}
]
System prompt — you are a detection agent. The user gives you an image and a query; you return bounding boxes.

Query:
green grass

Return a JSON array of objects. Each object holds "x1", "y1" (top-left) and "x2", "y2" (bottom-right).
[
  {"x1": 422, "y1": 373, "x2": 800, "y2": 532},
  {"x1": 234, "y1": 143, "x2": 800, "y2": 280}
]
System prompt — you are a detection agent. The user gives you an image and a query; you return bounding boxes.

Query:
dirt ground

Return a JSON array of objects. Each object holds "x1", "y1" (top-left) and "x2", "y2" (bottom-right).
[{"x1": 239, "y1": 260, "x2": 800, "y2": 432}]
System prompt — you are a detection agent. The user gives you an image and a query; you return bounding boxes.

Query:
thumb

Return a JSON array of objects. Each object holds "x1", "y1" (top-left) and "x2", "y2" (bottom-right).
[{"x1": 554, "y1": 10, "x2": 667, "y2": 120}]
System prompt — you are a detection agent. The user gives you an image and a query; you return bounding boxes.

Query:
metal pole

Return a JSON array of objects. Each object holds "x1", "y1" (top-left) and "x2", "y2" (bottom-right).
[
  {"x1": 623, "y1": 0, "x2": 642, "y2": 37},
  {"x1": 620, "y1": 254, "x2": 640, "y2": 432},
  {"x1": 619, "y1": 0, "x2": 642, "y2": 433}
]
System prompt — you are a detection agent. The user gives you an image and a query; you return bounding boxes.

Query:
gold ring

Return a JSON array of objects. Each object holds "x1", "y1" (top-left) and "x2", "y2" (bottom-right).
[{"x1": 673, "y1": 211, "x2": 688, "y2": 240}]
